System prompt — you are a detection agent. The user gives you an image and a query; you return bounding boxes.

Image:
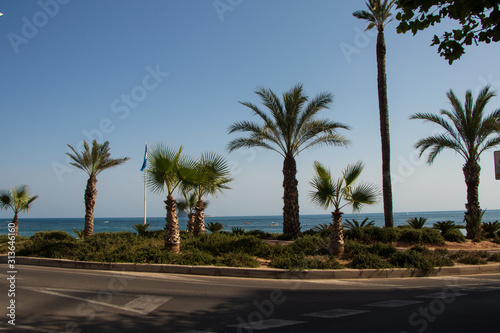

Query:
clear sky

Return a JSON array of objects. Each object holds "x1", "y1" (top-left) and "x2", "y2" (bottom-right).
[{"x1": 1, "y1": 0, "x2": 500, "y2": 219}]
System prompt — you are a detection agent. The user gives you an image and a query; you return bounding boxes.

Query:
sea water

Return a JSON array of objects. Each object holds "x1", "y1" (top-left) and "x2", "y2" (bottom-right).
[{"x1": 1, "y1": 210, "x2": 500, "y2": 237}]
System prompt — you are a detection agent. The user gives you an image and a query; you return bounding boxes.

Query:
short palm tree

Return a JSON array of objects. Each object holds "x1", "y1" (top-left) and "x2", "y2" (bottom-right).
[
  {"x1": 146, "y1": 143, "x2": 195, "y2": 253},
  {"x1": 309, "y1": 161, "x2": 379, "y2": 255},
  {"x1": 67, "y1": 140, "x2": 129, "y2": 238},
  {"x1": 227, "y1": 84, "x2": 350, "y2": 238},
  {"x1": 176, "y1": 191, "x2": 199, "y2": 233},
  {"x1": 0, "y1": 185, "x2": 38, "y2": 236},
  {"x1": 354, "y1": 0, "x2": 396, "y2": 228},
  {"x1": 410, "y1": 86, "x2": 500, "y2": 238},
  {"x1": 189, "y1": 152, "x2": 232, "y2": 236},
  {"x1": 343, "y1": 217, "x2": 375, "y2": 230}
]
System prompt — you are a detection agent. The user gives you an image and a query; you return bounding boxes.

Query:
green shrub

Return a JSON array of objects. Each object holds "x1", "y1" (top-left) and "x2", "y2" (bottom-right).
[
  {"x1": 443, "y1": 229, "x2": 466, "y2": 242},
  {"x1": 342, "y1": 241, "x2": 369, "y2": 260},
  {"x1": 488, "y1": 253, "x2": 500, "y2": 262},
  {"x1": 31, "y1": 231, "x2": 74, "y2": 242},
  {"x1": 182, "y1": 233, "x2": 269, "y2": 257},
  {"x1": 389, "y1": 246, "x2": 453, "y2": 276},
  {"x1": 173, "y1": 249, "x2": 216, "y2": 266},
  {"x1": 133, "y1": 223, "x2": 150, "y2": 236},
  {"x1": 246, "y1": 230, "x2": 273, "y2": 239},
  {"x1": 231, "y1": 227, "x2": 246, "y2": 235},
  {"x1": 399, "y1": 229, "x2": 423, "y2": 244},
  {"x1": 206, "y1": 222, "x2": 224, "y2": 233},
  {"x1": 217, "y1": 253, "x2": 260, "y2": 268},
  {"x1": 344, "y1": 226, "x2": 399, "y2": 243},
  {"x1": 269, "y1": 252, "x2": 307, "y2": 270},
  {"x1": 290, "y1": 235, "x2": 329, "y2": 256},
  {"x1": 422, "y1": 228, "x2": 445, "y2": 245},
  {"x1": 343, "y1": 218, "x2": 374, "y2": 230},
  {"x1": 406, "y1": 217, "x2": 428, "y2": 229},
  {"x1": 312, "y1": 223, "x2": 332, "y2": 236},
  {"x1": 482, "y1": 221, "x2": 500, "y2": 238},
  {"x1": 369, "y1": 242, "x2": 398, "y2": 258},
  {"x1": 450, "y1": 250, "x2": 489, "y2": 265},
  {"x1": 350, "y1": 253, "x2": 393, "y2": 269}
]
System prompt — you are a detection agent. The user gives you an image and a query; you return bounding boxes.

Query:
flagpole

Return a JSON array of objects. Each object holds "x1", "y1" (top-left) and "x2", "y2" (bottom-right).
[
  {"x1": 142, "y1": 142, "x2": 147, "y2": 226},
  {"x1": 144, "y1": 165, "x2": 147, "y2": 225}
]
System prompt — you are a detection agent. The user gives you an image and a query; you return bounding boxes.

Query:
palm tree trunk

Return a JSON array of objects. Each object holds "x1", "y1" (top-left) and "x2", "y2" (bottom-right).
[
  {"x1": 84, "y1": 176, "x2": 97, "y2": 238},
  {"x1": 164, "y1": 194, "x2": 180, "y2": 253},
  {"x1": 193, "y1": 198, "x2": 206, "y2": 236},
  {"x1": 329, "y1": 209, "x2": 344, "y2": 256},
  {"x1": 12, "y1": 213, "x2": 19, "y2": 236},
  {"x1": 376, "y1": 29, "x2": 394, "y2": 228},
  {"x1": 463, "y1": 160, "x2": 481, "y2": 238},
  {"x1": 187, "y1": 213, "x2": 195, "y2": 233},
  {"x1": 282, "y1": 153, "x2": 300, "y2": 237}
]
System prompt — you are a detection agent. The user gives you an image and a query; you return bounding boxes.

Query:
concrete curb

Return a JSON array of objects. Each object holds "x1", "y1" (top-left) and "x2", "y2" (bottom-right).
[{"x1": 2, "y1": 255, "x2": 500, "y2": 279}]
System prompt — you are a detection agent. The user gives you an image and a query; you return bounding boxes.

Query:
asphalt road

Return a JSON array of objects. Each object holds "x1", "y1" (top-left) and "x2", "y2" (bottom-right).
[{"x1": 1, "y1": 264, "x2": 499, "y2": 332}]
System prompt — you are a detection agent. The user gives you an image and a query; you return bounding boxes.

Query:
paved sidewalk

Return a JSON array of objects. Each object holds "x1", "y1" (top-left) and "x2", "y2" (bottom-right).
[{"x1": 2, "y1": 255, "x2": 499, "y2": 279}]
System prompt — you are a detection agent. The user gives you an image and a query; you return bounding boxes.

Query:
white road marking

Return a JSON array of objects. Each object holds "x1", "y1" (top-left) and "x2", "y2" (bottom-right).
[
  {"x1": 124, "y1": 295, "x2": 171, "y2": 313},
  {"x1": 416, "y1": 291, "x2": 467, "y2": 299},
  {"x1": 23, "y1": 287, "x2": 171, "y2": 315},
  {"x1": 228, "y1": 319, "x2": 306, "y2": 330},
  {"x1": 365, "y1": 300, "x2": 424, "y2": 308},
  {"x1": 302, "y1": 308, "x2": 369, "y2": 318}
]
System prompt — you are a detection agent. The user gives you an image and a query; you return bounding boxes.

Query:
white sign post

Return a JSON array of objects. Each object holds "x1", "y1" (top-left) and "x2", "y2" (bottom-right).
[{"x1": 495, "y1": 151, "x2": 500, "y2": 180}]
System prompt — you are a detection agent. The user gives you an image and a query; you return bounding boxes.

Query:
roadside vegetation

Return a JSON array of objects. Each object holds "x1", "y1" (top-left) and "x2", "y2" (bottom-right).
[{"x1": 2, "y1": 220, "x2": 499, "y2": 277}]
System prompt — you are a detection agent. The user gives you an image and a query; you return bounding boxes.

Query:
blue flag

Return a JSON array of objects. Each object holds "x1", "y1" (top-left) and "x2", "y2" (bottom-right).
[{"x1": 140, "y1": 143, "x2": 147, "y2": 171}]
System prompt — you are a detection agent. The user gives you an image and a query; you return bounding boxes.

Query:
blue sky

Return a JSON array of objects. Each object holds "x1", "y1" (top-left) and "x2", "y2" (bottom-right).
[{"x1": 1, "y1": 0, "x2": 500, "y2": 219}]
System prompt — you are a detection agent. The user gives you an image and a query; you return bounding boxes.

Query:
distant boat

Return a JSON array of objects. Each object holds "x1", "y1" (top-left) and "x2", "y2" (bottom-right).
[
  {"x1": 243, "y1": 222, "x2": 249, "y2": 224},
  {"x1": 104, "y1": 221, "x2": 109, "y2": 223},
  {"x1": 269, "y1": 222, "x2": 278, "y2": 226}
]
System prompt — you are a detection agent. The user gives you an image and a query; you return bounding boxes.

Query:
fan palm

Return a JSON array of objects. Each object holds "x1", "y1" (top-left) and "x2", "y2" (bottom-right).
[
  {"x1": 176, "y1": 191, "x2": 199, "y2": 233},
  {"x1": 410, "y1": 86, "x2": 500, "y2": 238},
  {"x1": 0, "y1": 185, "x2": 38, "y2": 236},
  {"x1": 146, "y1": 143, "x2": 196, "y2": 253},
  {"x1": 353, "y1": 0, "x2": 396, "y2": 228},
  {"x1": 188, "y1": 152, "x2": 232, "y2": 236},
  {"x1": 227, "y1": 84, "x2": 350, "y2": 237},
  {"x1": 67, "y1": 140, "x2": 129, "y2": 237},
  {"x1": 309, "y1": 161, "x2": 379, "y2": 255}
]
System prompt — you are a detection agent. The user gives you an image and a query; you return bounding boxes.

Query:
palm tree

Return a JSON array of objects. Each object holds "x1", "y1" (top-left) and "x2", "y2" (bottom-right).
[
  {"x1": 353, "y1": 0, "x2": 396, "y2": 228},
  {"x1": 309, "y1": 161, "x2": 379, "y2": 255},
  {"x1": 0, "y1": 185, "x2": 38, "y2": 236},
  {"x1": 410, "y1": 86, "x2": 500, "y2": 239},
  {"x1": 67, "y1": 140, "x2": 129, "y2": 238},
  {"x1": 189, "y1": 152, "x2": 232, "y2": 236},
  {"x1": 176, "y1": 191, "x2": 198, "y2": 233},
  {"x1": 146, "y1": 143, "x2": 195, "y2": 253},
  {"x1": 227, "y1": 84, "x2": 350, "y2": 238}
]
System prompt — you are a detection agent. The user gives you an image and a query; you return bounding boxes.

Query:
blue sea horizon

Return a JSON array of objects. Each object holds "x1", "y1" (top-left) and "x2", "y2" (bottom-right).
[{"x1": 2, "y1": 209, "x2": 500, "y2": 237}]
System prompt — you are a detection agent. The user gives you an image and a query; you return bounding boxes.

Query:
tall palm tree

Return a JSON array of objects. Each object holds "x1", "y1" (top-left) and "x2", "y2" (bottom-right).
[
  {"x1": 227, "y1": 84, "x2": 350, "y2": 238},
  {"x1": 410, "y1": 86, "x2": 500, "y2": 239},
  {"x1": 309, "y1": 161, "x2": 379, "y2": 255},
  {"x1": 67, "y1": 140, "x2": 129, "y2": 238},
  {"x1": 146, "y1": 143, "x2": 195, "y2": 252},
  {"x1": 354, "y1": 0, "x2": 396, "y2": 228},
  {"x1": 188, "y1": 152, "x2": 232, "y2": 236},
  {"x1": 0, "y1": 185, "x2": 39, "y2": 236}
]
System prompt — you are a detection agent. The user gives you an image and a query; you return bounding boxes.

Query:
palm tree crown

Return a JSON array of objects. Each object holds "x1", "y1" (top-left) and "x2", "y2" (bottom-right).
[
  {"x1": 227, "y1": 84, "x2": 350, "y2": 157},
  {"x1": 353, "y1": 0, "x2": 395, "y2": 31},
  {"x1": 67, "y1": 140, "x2": 130, "y2": 177},
  {"x1": 227, "y1": 83, "x2": 350, "y2": 237},
  {"x1": 309, "y1": 161, "x2": 379, "y2": 213},
  {"x1": 411, "y1": 87, "x2": 500, "y2": 164},
  {"x1": 0, "y1": 185, "x2": 39, "y2": 235},
  {"x1": 411, "y1": 86, "x2": 500, "y2": 238}
]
